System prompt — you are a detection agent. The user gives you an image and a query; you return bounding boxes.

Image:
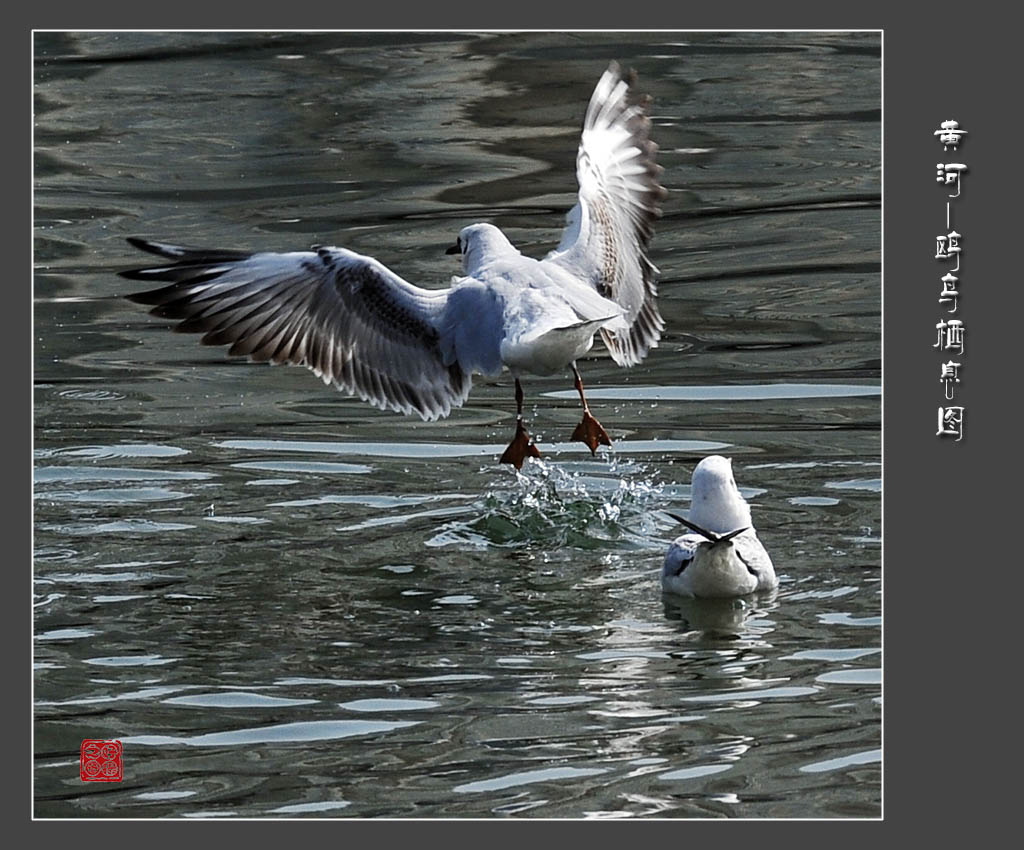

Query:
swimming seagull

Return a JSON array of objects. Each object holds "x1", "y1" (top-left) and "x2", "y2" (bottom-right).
[
  {"x1": 661, "y1": 456, "x2": 777, "y2": 598},
  {"x1": 121, "y1": 62, "x2": 666, "y2": 469}
]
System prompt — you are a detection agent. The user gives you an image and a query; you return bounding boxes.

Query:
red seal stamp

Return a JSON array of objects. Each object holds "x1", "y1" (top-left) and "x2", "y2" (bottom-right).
[{"x1": 80, "y1": 739, "x2": 123, "y2": 782}]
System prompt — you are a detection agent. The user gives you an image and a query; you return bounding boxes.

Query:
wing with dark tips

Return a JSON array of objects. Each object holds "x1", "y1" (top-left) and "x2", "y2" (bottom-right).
[
  {"x1": 123, "y1": 239, "x2": 471, "y2": 421},
  {"x1": 546, "y1": 62, "x2": 667, "y2": 367},
  {"x1": 733, "y1": 533, "x2": 775, "y2": 580}
]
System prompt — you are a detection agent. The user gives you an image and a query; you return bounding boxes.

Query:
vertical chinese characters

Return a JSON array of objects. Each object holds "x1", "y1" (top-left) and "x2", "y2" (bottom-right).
[{"x1": 934, "y1": 120, "x2": 967, "y2": 442}]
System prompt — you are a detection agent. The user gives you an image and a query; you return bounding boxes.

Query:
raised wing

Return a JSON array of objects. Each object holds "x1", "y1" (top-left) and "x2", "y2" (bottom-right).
[
  {"x1": 122, "y1": 238, "x2": 471, "y2": 421},
  {"x1": 547, "y1": 62, "x2": 667, "y2": 367}
]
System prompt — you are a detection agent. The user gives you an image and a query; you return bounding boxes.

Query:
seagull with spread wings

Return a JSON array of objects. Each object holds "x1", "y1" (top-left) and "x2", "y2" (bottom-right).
[{"x1": 123, "y1": 62, "x2": 667, "y2": 469}]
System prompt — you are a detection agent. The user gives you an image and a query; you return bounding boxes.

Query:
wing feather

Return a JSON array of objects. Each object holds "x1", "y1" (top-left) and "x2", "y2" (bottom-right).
[
  {"x1": 547, "y1": 61, "x2": 667, "y2": 367},
  {"x1": 733, "y1": 532, "x2": 775, "y2": 579},
  {"x1": 122, "y1": 239, "x2": 472, "y2": 420}
]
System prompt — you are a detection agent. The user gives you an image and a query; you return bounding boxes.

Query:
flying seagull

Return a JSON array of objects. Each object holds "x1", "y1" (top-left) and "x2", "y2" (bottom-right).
[
  {"x1": 662, "y1": 456, "x2": 778, "y2": 598},
  {"x1": 122, "y1": 62, "x2": 666, "y2": 469}
]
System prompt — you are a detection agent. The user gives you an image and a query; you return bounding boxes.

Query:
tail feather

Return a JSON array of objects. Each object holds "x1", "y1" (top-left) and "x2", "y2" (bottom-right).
[{"x1": 538, "y1": 316, "x2": 617, "y2": 350}]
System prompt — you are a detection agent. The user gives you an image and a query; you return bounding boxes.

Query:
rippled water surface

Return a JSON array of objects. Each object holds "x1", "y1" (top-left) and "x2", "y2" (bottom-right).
[{"x1": 34, "y1": 31, "x2": 881, "y2": 818}]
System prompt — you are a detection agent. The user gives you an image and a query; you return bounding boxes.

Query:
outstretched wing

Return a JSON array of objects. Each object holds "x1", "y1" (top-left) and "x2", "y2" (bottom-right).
[
  {"x1": 547, "y1": 62, "x2": 667, "y2": 367},
  {"x1": 122, "y1": 238, "x2": 471, "y2": 421}
]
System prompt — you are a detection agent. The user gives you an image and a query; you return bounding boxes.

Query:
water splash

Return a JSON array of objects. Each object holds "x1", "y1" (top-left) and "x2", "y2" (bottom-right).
[{"x1": 427, "y1": 457, "x2": 666, "y2": 551}]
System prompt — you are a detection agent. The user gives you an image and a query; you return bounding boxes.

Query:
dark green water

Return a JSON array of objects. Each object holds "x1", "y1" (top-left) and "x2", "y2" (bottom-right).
[{"x1": 34, "y1": 31, "x2": 880, "y2": 818}]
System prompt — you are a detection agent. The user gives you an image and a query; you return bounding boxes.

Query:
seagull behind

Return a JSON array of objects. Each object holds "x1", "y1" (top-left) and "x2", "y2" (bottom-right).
[{"x1": 662, "y1": 456, "x2": 777, "y2": 598}]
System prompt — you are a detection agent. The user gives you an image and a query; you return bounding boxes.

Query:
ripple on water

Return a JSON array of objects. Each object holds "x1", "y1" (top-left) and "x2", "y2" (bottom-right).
[
  {"x1": 268, "y1": 801, "x2": 351, "y2": 815},
  {"x1": 453, "y1": 766, "x2": 609, "y2": 794},
  {"x1": 338, "y1": 698, "x2": 440, "y2": 712},
  {"x1": 93, "y1": 594, "x2": 148, "y2": 603},
  {"x1": 784, "y1": 586, "x2": 859, "y2": 601},
  {"x1": 336, "y1": 503, "x2": 477, "y2": 534},
  {"x1": 45, "y1": 570, "x2": 176, "y2": 585},
  {"x1": 162, "y1": 693, "x2": 318, "y2": 708},
  {"x1": 824, "y1": 478, "x2": 882, "y2": 492},
  {"x1": 815, "y1": 668, "x2": 881, "y2": 686},
  {"x1": 34, "y1": 443, "x2": 190, "y2": 460},
  {"x1": 84, "y1": 655, "x2": 179, "y2": 667},
  {"x1": 543, "y1": 382, "x2": 880, "y2": 402},
  {"x1": 526, "y1": 695, "x2": 600, "y2": 707},
  {"x1": 781, "y1": 648, "x2": 880, "y2": 662},
  {"x1": 37, "y1": 685, "x2": 186, "y2": 707},
  {"x1": 231, "y1": 460, "x2": 372, "y2": 475},
  {"x1": 35, "y1": 466, "x2": 214, "y2": 483},
  {"x1": 134, "y1": 791, "x2": 198, "y2": 801},
  {"x1": 91, "y1": 559, "x2": 181, "y2": 570},
  {"x1": 799, "y1": 748, "x2": 881, "y2": 774},
  {"x1": 48, "y1": 519, "x2": 197, "y2": 535},
  {"x1": 274, "y1": 677, "x2": 395, "y2": 688},
  {"x1": 657, "y1": 763, "x2": 733, "y2": 782},
  {"x1": 817, "y1": 613, "x2": 882, "y2": 628},
  {"x1": 39, "y1": 487, "x2": 191, "y2": 504},
  {"x1": 36, "y1": 627, "x2": 97, "y2": 642},
  {"x1": 269, "y1": 493, "x2": 455, "y2": 509},
  {"x1": 33, "y1": 546, "x2": 79, "y2": 562},
  {"x1": 123, "y1": 719, "x2": 421, "y2": 747},
  {"x1": 57, "y1": 389, "x2": 126, "y2": 401},
  {"x1": 789, "y1": 496, "x2": 841, "y2": 506},
  {"x1": 680, "y1": 686, "x2": 822, "y2": 703}
]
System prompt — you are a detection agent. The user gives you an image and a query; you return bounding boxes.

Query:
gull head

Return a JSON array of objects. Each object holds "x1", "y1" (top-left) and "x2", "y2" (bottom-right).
[
  {"x1": 689, "y1": 455, "x2": 752, "y2": 534},
  {"x1": 446, "y1": 223, "x2": 519, "y2": 275}
]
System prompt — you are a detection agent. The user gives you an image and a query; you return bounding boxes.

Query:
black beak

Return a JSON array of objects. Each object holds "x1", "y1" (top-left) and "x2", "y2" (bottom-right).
[{"x1": 445, "y1": 239, "x2": 461, "y2": 255}]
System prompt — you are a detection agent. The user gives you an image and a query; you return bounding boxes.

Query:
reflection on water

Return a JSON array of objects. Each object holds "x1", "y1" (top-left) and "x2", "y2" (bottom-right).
[{"x1": 34, "y1": 31, "x2": 880, "y2": 818}]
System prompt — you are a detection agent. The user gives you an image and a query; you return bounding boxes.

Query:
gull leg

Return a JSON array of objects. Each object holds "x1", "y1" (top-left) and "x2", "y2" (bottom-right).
[
  {"x1": 570, "y1": 363, "x2": 612, "y2": 454},
  {"x1": 500, "y1": 378, "x2": 541, "y2": 469}
]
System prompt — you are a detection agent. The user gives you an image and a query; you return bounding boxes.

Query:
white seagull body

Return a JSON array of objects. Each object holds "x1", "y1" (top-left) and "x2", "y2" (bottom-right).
[
  {"x1": 662, "y1": 456, "x2": 777, "y2": 598},
  {"x1": 123, "y1": 62, "x2": 666, "y2": 469}
]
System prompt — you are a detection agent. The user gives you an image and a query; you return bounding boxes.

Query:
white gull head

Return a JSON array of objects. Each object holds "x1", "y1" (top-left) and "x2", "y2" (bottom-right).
[
  {"x1": 451, "y1": 223, "x2": 520, "y2": 276},
  {"x1": 689, "y1": 455, "x2": 752, "y2": 533}
]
